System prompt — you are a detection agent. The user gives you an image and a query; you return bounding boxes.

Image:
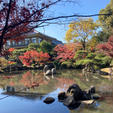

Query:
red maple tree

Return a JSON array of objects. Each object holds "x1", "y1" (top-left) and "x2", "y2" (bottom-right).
[
  {"x1": 97, "y1": 35, "x2": 113, "y2": 57},
  {"x1": 19, "y1": 50, "x2": 50, "y2": 67},
  {"x1": 0, "y1": 0, "x2": 64, "y2": 53},
  {"x1": 54, "y1": 44, "x2": 75, "y2": 62}
]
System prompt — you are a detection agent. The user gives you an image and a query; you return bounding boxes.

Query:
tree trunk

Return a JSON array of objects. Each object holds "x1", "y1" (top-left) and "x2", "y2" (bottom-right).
[
  {"x1": 82, "y1": 43, "x2": 86, "y2": 50},
  {"x1": 81, "y1": 38, "x2": 86, "y2": 50},
  {"x1": 0, "y1": 36, "x2": 3, "y2": 54}
]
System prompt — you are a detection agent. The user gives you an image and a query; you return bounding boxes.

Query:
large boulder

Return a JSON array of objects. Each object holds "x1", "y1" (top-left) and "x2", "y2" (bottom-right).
[
  {"x1": 58, "y1": 92, "x2": 67, "y2": 102},
  {"x1": 58, "y1": 84, "x2": 98, "y2": 109}
]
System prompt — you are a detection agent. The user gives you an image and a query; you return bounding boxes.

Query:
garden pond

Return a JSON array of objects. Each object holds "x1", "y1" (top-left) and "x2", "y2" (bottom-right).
[{"x1": 0, "y1": 69, "x2": 113, "y2": 113}]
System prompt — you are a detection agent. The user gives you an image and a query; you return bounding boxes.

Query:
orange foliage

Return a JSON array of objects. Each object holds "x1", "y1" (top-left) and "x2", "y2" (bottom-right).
[{"x1": 65, "y1": 43, "x2": 82, "y2": 51}]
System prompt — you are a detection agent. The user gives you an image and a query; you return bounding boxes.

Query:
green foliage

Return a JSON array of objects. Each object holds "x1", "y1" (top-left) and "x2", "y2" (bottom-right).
[
  {"x1": 94, "y1": 54, "x2": 111, "y2": 67},
  {"x1": 74, "y1": 51, "x2": 111, "y2": 69},
  {"x1": 98, "y1": 0, "x2": 113, "y2": 34},
  {"x1": 94, "y1": 31, "x2": 110, "y2": 43},
  {"x1": 110, "y1": 59, "x2": 113, "y2": 66},
  {"x1": 75, "y1": 59, "x2": 93, "y2": 67},
  {"x1": 28, "y1": 43, "x2": 40, "y2": 50},
  {"x1": 74, "y1": 50, "x2": 88, "y2": 60},
  {"x1": 52, "y1": 60, "x2": 61, "y2": 69},
  {"x1": 61, "y1": 61, "x2": 73, "y2": 68},
  {"x1": 87, "y1": 36, "x2": 98, "y2": 49},
  {"x1": 9, "y1": 48, "x2": 28, "y2": 62},
  {"x1": 86, "y1": 52, "x2": 96, "y2": 59},
  {"x1": 37, "y1": 40, "x2": 54, "y2": 54}
]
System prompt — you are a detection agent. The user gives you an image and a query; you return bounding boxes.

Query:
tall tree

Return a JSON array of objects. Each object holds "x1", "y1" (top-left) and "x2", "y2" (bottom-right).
[
  {"x1": 65, "y1": 18, "x2": 98, "y2": 50},
  {"x1": 98, "y1": 0, "x2": 113, "y2": 34},
  {"x1": 0, "y1": 0, "x2": 47, "y2": 53}
]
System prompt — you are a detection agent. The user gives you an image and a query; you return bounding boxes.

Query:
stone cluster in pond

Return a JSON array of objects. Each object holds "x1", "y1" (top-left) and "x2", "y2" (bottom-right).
[
  {"x1": 58, "y1": 84, "x2": 100, "y2": 109},
  {"x1": 44, "y1": 84, "x2": 100, "y2": 110}
]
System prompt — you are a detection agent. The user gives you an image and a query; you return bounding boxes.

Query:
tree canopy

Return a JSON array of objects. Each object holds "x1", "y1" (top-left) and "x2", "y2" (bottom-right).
[
  {"x1": 65, "y1": 18, "x2": 98, "y2": 50},
  {"x1": 98, "y1": 0, "x2": 113, "y2": 34}
]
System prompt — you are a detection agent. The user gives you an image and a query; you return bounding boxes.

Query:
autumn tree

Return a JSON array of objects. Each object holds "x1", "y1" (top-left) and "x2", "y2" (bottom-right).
[
  {"x1": 97, "y1": 35, "x2": 113, "y2": 57},
  {"x1": 98, "y1": 0, "x2": 113, "y2": 34},
  {"x1": 0, "y1": 0, "x2": 79, "y2": 54},
  {"x1": 87, "y1": 36, "x2": 98, "y2": 51},
  {"x1": 93, "y1": 31, "x2": 110, "y2": 43},
  {"x1": 19, "y1": 50, "x2": 50, "y2": 67},
  {"x1": 65, "y1": 18, "x2": 98, "y2": 50},
  {"x1": 54, "y1": 44, "x2": 75, "y2": 62}
]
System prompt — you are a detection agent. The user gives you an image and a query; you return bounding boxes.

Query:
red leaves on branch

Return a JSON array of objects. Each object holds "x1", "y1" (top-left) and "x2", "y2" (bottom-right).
[
  {"x1": 8, "y1": 48, "x2": 15, "y2": 52},
  {"x1": 97, "y1": 35, "x2": 113, "y2": 57},
  {"x1": 19, "y1": 50, "x2": 50, "y2": 66},
  {"x1": 54, "y1": 44, "x2": 75, "y2": 62},
  {"x1": 0, "y1": 0, "x2": 48, "y2": 45}
]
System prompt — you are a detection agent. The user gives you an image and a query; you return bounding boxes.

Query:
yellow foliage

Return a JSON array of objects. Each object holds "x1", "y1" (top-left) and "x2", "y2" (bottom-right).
[
  {"x1": 65, "y1": 42, "x2": 82, "y2": 51},
  {"x1": 65, "y1": 18, "x2": 98, "y2": 43},
  {"x1": 0, "y1": 57, "x2": 9, "y2": 71}
]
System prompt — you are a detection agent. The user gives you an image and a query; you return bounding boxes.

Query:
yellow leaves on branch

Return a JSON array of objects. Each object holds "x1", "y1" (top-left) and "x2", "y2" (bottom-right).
[{"x1": 65, "y1": 18, "x2": 98, "y2": 43}]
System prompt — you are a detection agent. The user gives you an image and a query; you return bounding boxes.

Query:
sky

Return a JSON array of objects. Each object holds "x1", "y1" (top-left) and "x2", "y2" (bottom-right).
[{"x1": 37, "y1": 0, "x2": 110, "y2": 43}]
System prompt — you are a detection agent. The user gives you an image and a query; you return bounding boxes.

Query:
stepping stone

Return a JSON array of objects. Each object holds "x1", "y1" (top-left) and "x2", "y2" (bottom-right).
[{"x1": 43, "y1": 97, "x2": 55, "y2": 104}]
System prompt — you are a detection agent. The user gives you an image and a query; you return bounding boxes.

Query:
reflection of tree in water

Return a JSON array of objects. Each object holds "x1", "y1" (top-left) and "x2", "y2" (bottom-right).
[
  {"x1": 0, "y1": 71, "x2": 54, "y2": 100},
  {"x1": 0, "y1": 71, "x2": 50, "y2": 91},
  {"x1": 55, "y1": 78, "x2": 75, "y2": 91},
  {"x1": 20, "y1": 71, "x2": 49, "y2": 88}
]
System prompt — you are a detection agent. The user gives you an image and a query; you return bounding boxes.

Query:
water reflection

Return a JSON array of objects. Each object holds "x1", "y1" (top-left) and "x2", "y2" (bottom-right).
[{"x1": 0, "y1": 69, "x2": 113, "y2": 113}]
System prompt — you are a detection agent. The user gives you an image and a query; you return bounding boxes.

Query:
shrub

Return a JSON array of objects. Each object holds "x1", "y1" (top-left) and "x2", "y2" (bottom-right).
[
  {"x1": 9, "y1": 48, "x2": 28, "y2": 63},
  {"x1": 28, "y1": 43, "x2": 40, "y2": 50},
  {"x1": 74, "y1": 50, "x2": 88, "y2": 60},
  {"x1": 37, "y1": 40, "x2": 54, "y2": 54},
  {"x1": 61, "y1": 61, "x2": 73, "y2": 68},
  {"x1": 97, "y1": 35, "x2": 113, "y2": 57},
  {"x1": 54, "y1": 44, "x2": 75, "y2": 63},
  {"x1": 19, "y1": 50, "x2": 50, "y2": 67},
  {"x1": 74, "y1": 51, "x2": 111, "y2": 69}
]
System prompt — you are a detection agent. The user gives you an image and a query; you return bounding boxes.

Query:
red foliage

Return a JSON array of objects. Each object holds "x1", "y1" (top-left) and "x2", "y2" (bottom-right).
[
  {"x1": 0, "y1": 0, "x2": 51, "y2": 47},
  {"x1": 19, "y1": 50, "x2": 50, "y2": 66},
  {"x1": 8, "y1": 48, "x2": 15, "y2": 52},
  {"x1": 97, "y1": 36, "x2": 113, "y2": 57},
  {"x1": 8, "y1": 61, "x2": 16, "y2": 65},
  {"x1": 54, "y1": 44, "x2": 75, "y2": 62}
]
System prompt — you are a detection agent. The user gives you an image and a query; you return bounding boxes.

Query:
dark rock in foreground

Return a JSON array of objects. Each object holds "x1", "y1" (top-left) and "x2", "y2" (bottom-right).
[
  {"x1": 58, "y1": 84, "x2": 99, "y2": 109},
  {"x1": 43, "y1": 97, "x2": 55, "y2": 104}
]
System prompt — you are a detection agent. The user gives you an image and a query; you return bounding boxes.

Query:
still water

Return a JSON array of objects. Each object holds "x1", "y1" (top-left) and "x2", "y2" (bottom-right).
[{"x1": 0, "y1": 69, "x2": 113, "y2": 113}]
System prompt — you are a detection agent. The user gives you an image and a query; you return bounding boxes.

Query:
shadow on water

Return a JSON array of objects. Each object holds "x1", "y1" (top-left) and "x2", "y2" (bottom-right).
[
  {"x1": 0, "y1": 69, "x2": 113, "y2": 113},
  {"x1": 2, "y1": 91, "x2": 45, "y2": 100}
]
